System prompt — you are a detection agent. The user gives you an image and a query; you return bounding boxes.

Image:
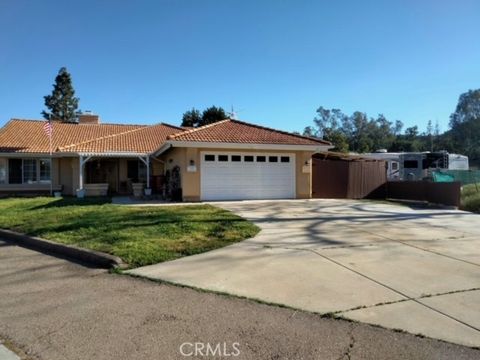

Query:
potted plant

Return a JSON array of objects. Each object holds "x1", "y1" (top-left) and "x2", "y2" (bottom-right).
[{"x1": 76, "y1": 189, "x2": 86, "y2": 198}]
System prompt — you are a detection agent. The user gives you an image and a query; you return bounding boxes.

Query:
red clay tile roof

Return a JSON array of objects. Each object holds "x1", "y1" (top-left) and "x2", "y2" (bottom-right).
[
  {"x1": 58, "y1": 123, "x2": 182, "y2": 153},
  {"x1": 0, "y1": 119, "x2": 181, "y2": 154},
  {"x1": 167, "y1": 119, "x2": 331, "y2": 146},
  {"x1": 0, "y1": 118, "x2": 330, "y2": 155}
]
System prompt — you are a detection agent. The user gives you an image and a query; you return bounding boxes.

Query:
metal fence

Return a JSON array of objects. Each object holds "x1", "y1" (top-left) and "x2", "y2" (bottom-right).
[
  {"x1": 312, "y1": 157, "x2": 387, "y2": 199},
  {"x1": 432, "y1": 170, "x2": 480, "y2": 186},
  {"x1": 385, "y1": 181, "x2": 461, "y2": 207}
]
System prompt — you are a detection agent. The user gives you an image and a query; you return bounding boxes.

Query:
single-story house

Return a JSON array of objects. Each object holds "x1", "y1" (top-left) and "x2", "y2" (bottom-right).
[{"x1": 0, "y1": 114, "x2": 332, "y2": 201}]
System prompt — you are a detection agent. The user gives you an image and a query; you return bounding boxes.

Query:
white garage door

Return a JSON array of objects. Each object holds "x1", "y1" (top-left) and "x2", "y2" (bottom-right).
[{"x1": 200, "y1": 152, "x2": 295, "y2": 201}]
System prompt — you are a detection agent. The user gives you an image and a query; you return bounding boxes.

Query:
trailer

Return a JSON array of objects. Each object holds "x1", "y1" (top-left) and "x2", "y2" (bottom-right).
[{"x1": 364, "y1": 151, "x2": 469, "y2": 180}]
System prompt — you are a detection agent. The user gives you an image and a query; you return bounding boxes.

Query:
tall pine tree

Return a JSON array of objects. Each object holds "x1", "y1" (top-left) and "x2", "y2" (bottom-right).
[{"x1": 42, "y1": 67, "x2": 79, "y2": 123}]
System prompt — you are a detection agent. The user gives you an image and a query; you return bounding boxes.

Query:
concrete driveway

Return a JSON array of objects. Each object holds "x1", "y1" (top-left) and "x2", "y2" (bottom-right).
[{"x1": 129, "y1": 199, "x2": 480, "y2": 347}]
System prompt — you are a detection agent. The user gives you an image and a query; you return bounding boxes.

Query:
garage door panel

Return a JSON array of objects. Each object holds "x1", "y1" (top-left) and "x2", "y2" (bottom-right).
[{"x1": 200, "y1": 152, "x2": 295, "y2": 201}]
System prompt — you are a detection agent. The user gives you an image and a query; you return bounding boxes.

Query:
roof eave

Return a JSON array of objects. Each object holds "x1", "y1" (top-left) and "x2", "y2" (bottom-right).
[
  {"x1": 164, "y1": 141, "x2": 333, "y2": 152},
  {"x1": 0, "y1": 151, "x2": 150, "y2": 158}
]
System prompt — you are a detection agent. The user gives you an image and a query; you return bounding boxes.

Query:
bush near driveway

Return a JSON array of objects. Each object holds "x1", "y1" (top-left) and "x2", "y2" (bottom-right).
[
  {"x1": 0, "y1": 197, "x2": 260, "y2": 268},
  {"x1": 461, "y1": 183, "x2": 480, "y2": 213}
]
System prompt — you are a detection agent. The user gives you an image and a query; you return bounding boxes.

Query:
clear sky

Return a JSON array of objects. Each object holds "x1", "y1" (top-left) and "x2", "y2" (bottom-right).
[{"x1": 1, "y1": 0, "x2": 479, "y2": 133}]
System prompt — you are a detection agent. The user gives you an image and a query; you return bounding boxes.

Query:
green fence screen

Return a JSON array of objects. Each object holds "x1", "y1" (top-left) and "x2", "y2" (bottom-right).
[{"x1": 432, "y1": 170, "x2": 480, "y2": 185}]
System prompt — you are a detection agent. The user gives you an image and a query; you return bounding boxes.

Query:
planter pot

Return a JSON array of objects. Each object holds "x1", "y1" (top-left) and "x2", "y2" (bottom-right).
[
  {"x1": 144, "y1": 188, "x2": 152, "y2": 196},
  {"x1": 84, "y1": 183, "x2": 109, "y2": 196},
  {"x1": 76, "y1": 189, "x2": 86, "y2": 198},
  {"x1": 53, "y1": 191, "x2": 62, "y2": 198},
  {"x1": 132, "y1": 183, "x2": 145, "y2": 198}
]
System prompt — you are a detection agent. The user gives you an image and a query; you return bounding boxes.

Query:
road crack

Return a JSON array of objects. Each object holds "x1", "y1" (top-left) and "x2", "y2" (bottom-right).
[{"x1": 336, "y1": 323, "x2": 356, "y2": 360}]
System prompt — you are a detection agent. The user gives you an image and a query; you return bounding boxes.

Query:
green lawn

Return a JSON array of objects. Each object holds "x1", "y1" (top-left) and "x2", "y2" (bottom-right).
[
  {"x1": 461, "y1": 183, "x2": 480, "y2": 213},
  {"x1": 0, "y1": 197, "x2": 260, "y2": 268}
]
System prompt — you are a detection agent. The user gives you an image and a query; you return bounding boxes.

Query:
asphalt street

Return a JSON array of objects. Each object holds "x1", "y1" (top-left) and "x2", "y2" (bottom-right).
[{"x1": 1, "y1": 240, "x2": 479, "y2": 360}]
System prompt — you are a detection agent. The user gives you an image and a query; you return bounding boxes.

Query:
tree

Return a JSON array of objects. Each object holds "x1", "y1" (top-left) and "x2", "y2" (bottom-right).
[
  {"x1": 371, "y1": 114, "x2": 395, "y2": 151},
  {"x1": 349, "y1": 111, "x2": 372, "y2": 152},
  {"x1": 181, "y1": 108, "x2": 202, "y2": 127},
  {"x1": 426, "y1": 120, "x2": 433, "y2": 151},
  {"x1": 448, "y1": 89, "x2": 480, "y2": 162},
  {"x1": 434, "y1": 120, "x2": 440, "y2": 137},
  {"x1": 449, "y1": 89, "x2": 480, "y2": 128},
  {"x1": 42, "y1": 67, "x2": 79, "y2": 123},
  {"x1": 302, "y1": 126, "x2": 317, "y2": 138},
  {"x1": 323, "y1": 128, "x2": 349, "y2": 152},
  {"x1": 309, "y1": 107, "x2": 350, "y2": 152},
  {"x1": 200, "y1": 106, "x2": 227, "y2": 126},
  {"x1": 404, "y1": 126, "x2": 419, "y2": 139},
  {"x1": 393, "y1": 120, "x2": 404, "y2": 136}
]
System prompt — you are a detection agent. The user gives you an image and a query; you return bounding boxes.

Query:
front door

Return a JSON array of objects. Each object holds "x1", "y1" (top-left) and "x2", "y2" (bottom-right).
[{"x1": 86, "y1": 160, "x2": 118, "y2": 193}]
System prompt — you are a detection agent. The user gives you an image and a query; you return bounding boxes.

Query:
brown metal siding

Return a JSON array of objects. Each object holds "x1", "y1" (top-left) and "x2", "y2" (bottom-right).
[
  {"x1": 386, "y1": 181, "x2": 461, "y2": 207},
  {"x1": 312, "y1": 159, "x2": 349, "y2": 198},
  {"x1": 312, "y1": 158, "x2": 386, "y2": 199}
]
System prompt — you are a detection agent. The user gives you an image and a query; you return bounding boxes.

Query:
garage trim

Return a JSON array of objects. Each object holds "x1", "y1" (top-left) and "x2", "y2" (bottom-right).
[{"x1": 200, "y1": 151, "x2": 296, "y2": 201}]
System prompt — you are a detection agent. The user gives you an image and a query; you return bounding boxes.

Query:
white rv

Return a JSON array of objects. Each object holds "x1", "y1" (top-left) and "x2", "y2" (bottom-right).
[
  {"x1": 362, "y1": 150, "x2": 401, "y2": 180},
  {"x1": 363, "y1": 151, "x2": 469, "y2": 180}
]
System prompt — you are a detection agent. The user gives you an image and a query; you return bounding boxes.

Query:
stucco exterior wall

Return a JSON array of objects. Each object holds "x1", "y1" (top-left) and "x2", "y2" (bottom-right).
[
  {"x1": 0, "y1": 156, "x2": 71, "y2": 194},
  {"x1": 160, "y1": 147, "x2": 314, "y2": 202},
  {"x1": 58, "y1": 157, "x2": 77, "y2": 195},
  {"x1": 151, "y1": 158, "x2": 164, "y2": 176}
]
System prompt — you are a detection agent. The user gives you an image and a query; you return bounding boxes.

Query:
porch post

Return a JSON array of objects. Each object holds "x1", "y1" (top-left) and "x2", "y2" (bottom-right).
[
  {"x1": 78, "y1": 155, "x2": 92, "y2": 197},
  {"x1": 146, "y1": 156, "x2": 150, "y2": 189},
  {"x1": 138, "y1": 155, "x2": 151, "y2": 189},
  {"x1": 79, "y1": 156, "x2": 84, "y2": 190}
]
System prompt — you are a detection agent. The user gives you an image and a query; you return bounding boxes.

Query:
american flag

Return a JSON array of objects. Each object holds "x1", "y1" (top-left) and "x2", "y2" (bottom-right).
[{"x1": 43, "y1": 120, "x2": 53, "y2": 137}]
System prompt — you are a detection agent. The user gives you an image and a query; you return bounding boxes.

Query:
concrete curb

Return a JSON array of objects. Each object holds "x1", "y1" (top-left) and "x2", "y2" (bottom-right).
[{"x1": 0, "y1": 229, "x2": 127, "y2": 269}]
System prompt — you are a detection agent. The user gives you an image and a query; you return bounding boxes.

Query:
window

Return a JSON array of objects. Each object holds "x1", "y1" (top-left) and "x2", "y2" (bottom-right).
[
  {"x1": 231, "y1": 155, "x2": 241, "y2": 162},
  {"x1": 404, "y1": 160, "x2": 418, "y2": 169},
  {"x1": 391, "y1": 162, "x2": 398, "y2": 170},
  {"x1": 8, "y1": 159, "x2": 22, "y2": 184},
  {"x1": 268, "y1": 156, "x2": 278, "y2": 163},
  {"x1": 204, "y1": 154, "x2": 215, "y2": 162},
  {"x1": 138, "y1": 161, "x2": 147, "y2": 181},
  {"x1": 0, "y1": 159, "x2": 6, "y2": 184},
  {"x1": 39, "y1": 159, "x2": 51, "y2": 183},
  {"x1": 127, "y1": 160, "x2": 147, "y2": 182},
  {"x1": 23, "y1": 159, "x2": 37, "y2": 184},
  {"x1": 244, "y1": 155, "x2": 254, "y2": 162},
  {"x1": 127, "y1": 160, "x2": 139, "y2": 180},
  {"x1": 218, "y1": 155, "x2": 228, "y2": 162},
  {"x1": 281, "y1": 156, "x2": 290, "y2": 163},
  {"x1": 5, "y1": 158, "x2": 53, "y2": 184},
  {"x1": 256, "y1": 156, "x2": 266, "y2": 162}
]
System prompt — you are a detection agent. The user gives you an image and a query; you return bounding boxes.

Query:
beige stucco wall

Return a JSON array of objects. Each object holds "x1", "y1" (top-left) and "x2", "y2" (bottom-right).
[
  {"x1": 151, "y1": 158, "x2": 164, "y2": 176},
  {"x1": 0, "y1": 156, "x2": 71, "y2": 194},
  {"x1": 160, "y1": 147, "x2": 314, "y2": 202},
  {"x1": 58, "y1": 157, "x2": 77, "y2": 195}
]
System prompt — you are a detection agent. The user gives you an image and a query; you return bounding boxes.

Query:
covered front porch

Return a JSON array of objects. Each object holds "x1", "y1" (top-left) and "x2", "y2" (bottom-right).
[{"x1": 77, "y1": 153, "x2": 164, "y2": 197}]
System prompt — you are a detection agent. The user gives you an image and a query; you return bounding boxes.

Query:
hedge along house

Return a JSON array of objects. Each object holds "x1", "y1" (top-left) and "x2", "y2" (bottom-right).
[{"x1": 0, "y1": 115, "x2": 331, "y2": 200}]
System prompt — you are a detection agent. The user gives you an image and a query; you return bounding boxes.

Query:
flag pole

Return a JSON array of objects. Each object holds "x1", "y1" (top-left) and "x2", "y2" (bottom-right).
[{"x1": 49, "y1": 119, "x2": 53, "y2": 196}]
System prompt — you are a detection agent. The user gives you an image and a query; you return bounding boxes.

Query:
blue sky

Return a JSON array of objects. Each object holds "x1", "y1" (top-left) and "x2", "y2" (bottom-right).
[{"x1": 1, "y1": 0, "x2": 479, "y2": 133}]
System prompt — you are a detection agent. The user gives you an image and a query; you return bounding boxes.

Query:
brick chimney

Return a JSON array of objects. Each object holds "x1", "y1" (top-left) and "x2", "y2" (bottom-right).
[{"x1": 78, "y1": 111, "x2": 100, "y2": 124}]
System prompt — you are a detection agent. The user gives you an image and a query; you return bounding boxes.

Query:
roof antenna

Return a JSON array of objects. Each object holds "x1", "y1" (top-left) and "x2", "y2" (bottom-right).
[{"x1": 227, "y1": 105, "x2": 243, "y2": 120}]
